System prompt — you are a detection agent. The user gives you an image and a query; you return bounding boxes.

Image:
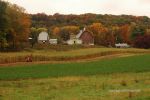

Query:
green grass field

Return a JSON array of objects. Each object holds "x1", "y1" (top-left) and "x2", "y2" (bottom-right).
[
  {"x1": 0, "y1": 54, "x2": 150, "y2": 80},
  {"x1": 0, "y1": 72, "x2": 149, "y2": 100},
  {"x1": 0, "y1": 48, "x2": 150, "y2": 100}
]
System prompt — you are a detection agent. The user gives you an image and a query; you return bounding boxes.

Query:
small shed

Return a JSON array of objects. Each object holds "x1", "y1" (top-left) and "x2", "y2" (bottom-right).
[
  {"x1": 115, "y1": 43, "x2": 130, "y2": 48},
  {"x1": 49, "y1": 39, "x2": 58, "y2": 44},
  {"x1": 38, "y1": 32, "x2": 49, "y2": 44}
]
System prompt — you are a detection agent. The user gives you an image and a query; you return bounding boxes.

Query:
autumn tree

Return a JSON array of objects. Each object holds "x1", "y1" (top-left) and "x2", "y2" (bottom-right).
[
  {"x1": 88, "y1": 23, "x2": 109, "y2": 46},
  {"x1": 134, "y1": 34, "x2": 150, "y2": 49},
  {"x1": 61, "y1": 26, "x2": 79, "y2": 34},
  {"x1": 119, "y1": 25, "x2": 131, "y2": 43},
  {"x1": 0, "y1": 1, "x2": 31, "y2": 51},
  {"x1": 59, "y1": 26, "x2": 79, "y2": 41},
  {"x1": 6, "y1": 3, "x2": 31, "y2": 49},
  {"x1": 111, "y1": 26, "x2": 122, "y2": 43},
  {"x1": 37, "y1": 27, "x2": 47, "y2": 33},
  {"x1": 52, "y1": 27, "x2": 60, "y2": 36}
]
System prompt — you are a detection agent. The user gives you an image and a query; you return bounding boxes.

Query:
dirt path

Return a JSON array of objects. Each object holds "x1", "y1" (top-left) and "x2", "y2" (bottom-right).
[{"x1": 0, "y1": 53, "x2": 138, "y2": 67}]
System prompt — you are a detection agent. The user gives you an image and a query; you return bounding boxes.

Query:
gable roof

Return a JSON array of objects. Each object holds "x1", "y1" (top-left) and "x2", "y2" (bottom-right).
[
  {"x1": 76, "y1": 30, "x2": 83, "y2": 38},
  {"x1": 76, "y1": 30, "x2": 93, "y2": 39}
]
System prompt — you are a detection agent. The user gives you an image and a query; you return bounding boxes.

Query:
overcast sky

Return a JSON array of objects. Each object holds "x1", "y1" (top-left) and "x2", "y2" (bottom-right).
[{"x1": 4, "y1": 0, "x2": 150, "y2": 17}]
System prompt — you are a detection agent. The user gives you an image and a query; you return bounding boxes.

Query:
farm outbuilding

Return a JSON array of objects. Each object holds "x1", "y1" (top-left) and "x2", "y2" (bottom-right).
[
  {"x1": 67, "y1": 29, "x2": 94, "y2": 45},
  {"x1": 49, "y1": 39, "x2": 58, "y2": 44},
  {"x1": 115, "y1": 43, "x2": 130, "y2": 48},
  {"x1": 38, "y1": 32, "x2": 49, "y2": 44}
]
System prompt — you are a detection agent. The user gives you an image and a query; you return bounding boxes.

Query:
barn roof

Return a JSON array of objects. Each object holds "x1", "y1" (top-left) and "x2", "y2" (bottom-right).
[
  {"x1": 38, "y1": 32, "x2": 49, "y2": 41},
  {"x1": 76, "y1": 30, "x2": 93, "y2": 38}
]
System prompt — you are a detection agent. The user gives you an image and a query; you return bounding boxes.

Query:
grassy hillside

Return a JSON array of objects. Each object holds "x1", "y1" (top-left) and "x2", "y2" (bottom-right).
[{"x1": 0, "y1": 54, "x2": 150, "y2": 80}]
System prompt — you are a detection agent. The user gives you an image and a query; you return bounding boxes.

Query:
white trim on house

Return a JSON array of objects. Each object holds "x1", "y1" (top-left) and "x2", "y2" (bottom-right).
[{"x1": 67, "y1": 39, "x2": 82, "y2": 45}]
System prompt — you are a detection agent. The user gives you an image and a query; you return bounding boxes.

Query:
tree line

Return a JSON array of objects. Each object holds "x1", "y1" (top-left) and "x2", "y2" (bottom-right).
[
  {"x1": 0, "y1": 0, "x2": 150, "y2": 51},
  {"x1": 31, "y1": 13, "x2": 150, "y2": 48}
]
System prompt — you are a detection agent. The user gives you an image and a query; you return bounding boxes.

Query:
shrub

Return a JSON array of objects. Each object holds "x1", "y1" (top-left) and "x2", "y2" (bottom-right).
[{"x1": 134, "y1": 35, "x2": 150, "y2": 49}]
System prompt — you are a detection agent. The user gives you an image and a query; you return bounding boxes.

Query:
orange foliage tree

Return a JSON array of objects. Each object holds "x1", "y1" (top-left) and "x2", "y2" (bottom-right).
[
  {"x1": 88, "y1": 23, "x2": 112, "y2": 46},
  {"x1": 7, "y1": 4, "x2": 31, "y2": 49}
]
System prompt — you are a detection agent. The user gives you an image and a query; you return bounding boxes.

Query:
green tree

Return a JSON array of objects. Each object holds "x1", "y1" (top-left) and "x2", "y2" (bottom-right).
[
  {"x1": 0, "y1": 32, "x2": 8, "y2": 50},
  {"x1": 29, "y1": 27, "x2": 39, "y2": 47},
  {"x1": 131, "y1": 25, "x2": 146, "y2": 40},
  {"x1": 37, "y1": 27, "x2": 47, "y2": 33},
  {"x1": 60, "y1": 29, "x2": 70, "y2": 41},
  {"x1": 0, "y1": 0, "x2": 9, "y2": 50},
  {"x1": 0, "y1": 0, "x2": 9, "y2": 31}
]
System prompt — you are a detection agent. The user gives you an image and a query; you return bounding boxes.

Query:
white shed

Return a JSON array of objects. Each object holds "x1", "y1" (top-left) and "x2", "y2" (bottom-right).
[
  {"x1": 49, "y1": 39, "x2": 58, "y2": 44},
  {"x1": 115, "y1": 43, "x2": 130, "y2": 48}
]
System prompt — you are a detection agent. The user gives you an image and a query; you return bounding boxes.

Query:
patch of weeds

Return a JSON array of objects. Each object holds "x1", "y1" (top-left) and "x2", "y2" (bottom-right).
[
  {"x1": 121, "y1": 80, "x2": 127, "y2": 86},
  {"x1": 0, "y1": 95, "x2": 3, "y2": 100},
  {"x1": 128, "y1": 92, "x2": 134, "y2": 98},
  {"x1": 102, "y1": 83, "x2": 107, "y2": 90},
  {"x1": 128, "y1": 96, "x2": 150, "y2": 100},
  {"x1": 134, "y1": 79, "x2": 139, "y2": 83}
]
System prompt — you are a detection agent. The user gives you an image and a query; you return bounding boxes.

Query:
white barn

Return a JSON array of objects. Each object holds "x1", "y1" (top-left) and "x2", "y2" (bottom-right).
[{"x1": 38, "y1": 32, "x2": 49, "y2": 44}]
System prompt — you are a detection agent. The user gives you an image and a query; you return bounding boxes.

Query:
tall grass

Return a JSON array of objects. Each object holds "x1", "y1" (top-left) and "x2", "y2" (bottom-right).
[{"x1": 0, "y1": 48, "x2": 149, "y2": 64}]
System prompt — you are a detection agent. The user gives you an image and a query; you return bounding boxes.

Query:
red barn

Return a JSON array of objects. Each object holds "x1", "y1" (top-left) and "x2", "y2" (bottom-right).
[{"x1": 76, "y1": 30, "x2": 94, "y2": 45}]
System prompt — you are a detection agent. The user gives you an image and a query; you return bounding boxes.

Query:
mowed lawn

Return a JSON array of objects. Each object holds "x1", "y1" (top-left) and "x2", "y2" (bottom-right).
[{"x1": 0, "y1": 54, "x2": 150, "y2": 80}]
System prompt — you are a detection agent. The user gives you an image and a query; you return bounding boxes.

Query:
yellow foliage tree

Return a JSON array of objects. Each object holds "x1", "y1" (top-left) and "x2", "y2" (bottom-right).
[{"x1": 88, "y1": 23, "x2": 109, "y2": 46}]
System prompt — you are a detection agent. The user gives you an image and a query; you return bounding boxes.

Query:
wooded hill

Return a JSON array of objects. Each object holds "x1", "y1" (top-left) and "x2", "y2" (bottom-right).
[
  {"x1": 30, "y1": 13, "x2": 150, "y2": 48},
  {"x1": 0, "y1": 0, "x2": 150, "y2": 51},
  {"x1": 31, "y1": 13, "x2": 150, "y2": 28}
]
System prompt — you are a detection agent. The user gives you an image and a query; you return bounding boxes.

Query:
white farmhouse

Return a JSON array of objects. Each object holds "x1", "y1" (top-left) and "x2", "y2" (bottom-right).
[
  {"x1": 67, "y1": 28, "x2": 94, "y2": 45},
  {"x1": 67, "y1": 33, "x2": 82, "y2": 45}
]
